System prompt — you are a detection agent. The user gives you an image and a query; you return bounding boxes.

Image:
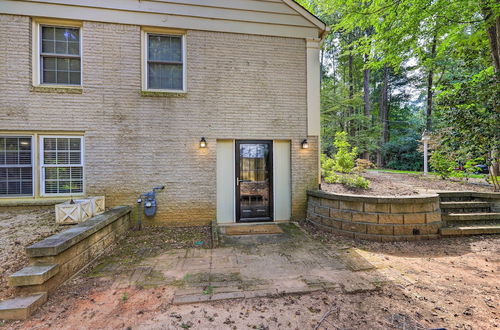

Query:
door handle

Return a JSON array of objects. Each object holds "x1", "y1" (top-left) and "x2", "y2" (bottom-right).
[{"x1": 237, "y1": 177, "x2": 241, "y2": 186}]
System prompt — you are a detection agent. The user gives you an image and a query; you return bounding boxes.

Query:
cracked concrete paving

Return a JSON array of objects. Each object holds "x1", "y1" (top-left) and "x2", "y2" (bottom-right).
[{"x1": 90, "y1": 223, "x2": 411, "y2": 305}]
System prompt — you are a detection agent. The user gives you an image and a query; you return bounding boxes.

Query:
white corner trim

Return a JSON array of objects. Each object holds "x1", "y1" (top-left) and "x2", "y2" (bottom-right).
[{"x1": 306, "y1": 39, "x2": 321, "y2": 136}]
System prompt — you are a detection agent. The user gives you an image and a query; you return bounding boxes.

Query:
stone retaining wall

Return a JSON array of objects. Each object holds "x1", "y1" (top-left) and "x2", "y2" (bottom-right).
[
  {"x1": 307, "y1": 190, "x2": 441, "y2": 241},
  {"x1": 12, "y1": 206, "x2": 132, "y2": 296}
]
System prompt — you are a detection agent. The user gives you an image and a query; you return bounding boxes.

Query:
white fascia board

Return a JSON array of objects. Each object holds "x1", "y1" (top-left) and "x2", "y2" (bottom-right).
[{"x1": 0, "y1": 0, "x2": 321, "y2": 39}]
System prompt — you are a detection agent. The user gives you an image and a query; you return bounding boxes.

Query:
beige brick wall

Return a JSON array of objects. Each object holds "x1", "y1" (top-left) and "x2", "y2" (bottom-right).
[{"x1": 0, "y1": 14, "x2": 318, "y2": 226}]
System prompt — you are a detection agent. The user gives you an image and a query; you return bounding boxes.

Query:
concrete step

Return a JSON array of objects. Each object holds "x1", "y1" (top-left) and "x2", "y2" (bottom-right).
[
  {"x1": 440, "y1": 201, "x2": 491, "y2": 209},
  {"x1": 438, "y1": 191, "x2": 475, "y2": 202},
  {"x1": 442, "y1": 212, "x2": 500, "y2": 222},
  {"x1": 440, "y1": 225, "x2": 500, "y2": 236},
  {"x1": 8, "y1": 264, "x2": 59, "y2": 287},
  {"x1": 440, "y1": 201, "x2": 491, "y2": 214},
  {"x1": 0, "y1": 293, "x2": 47, "y2": 320}
]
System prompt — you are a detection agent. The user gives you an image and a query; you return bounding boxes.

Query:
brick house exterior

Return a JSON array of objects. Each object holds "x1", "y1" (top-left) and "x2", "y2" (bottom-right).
[{"x1": 0, "y1": 1, "x2": 326, "y2": 226}]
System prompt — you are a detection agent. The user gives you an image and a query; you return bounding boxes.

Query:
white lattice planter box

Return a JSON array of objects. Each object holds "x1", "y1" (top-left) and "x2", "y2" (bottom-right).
[
  {"x1": 85, "y1": 196, "x2": 105, "y2": 216},
  {"x1": 55, "y1": 200, "x2": 92, "y2": 225}
]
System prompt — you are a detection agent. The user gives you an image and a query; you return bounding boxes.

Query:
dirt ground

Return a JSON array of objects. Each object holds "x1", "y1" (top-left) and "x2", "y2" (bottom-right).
[
  {"x1": 0, "y1": 206, "x2": 65, "y2": 300},
  {"x1": 322, "y1": 170, "x2": 493, "y2": 196},
  {"x1": 4, "y1": 222, "x2": 499, "y2": 330}
]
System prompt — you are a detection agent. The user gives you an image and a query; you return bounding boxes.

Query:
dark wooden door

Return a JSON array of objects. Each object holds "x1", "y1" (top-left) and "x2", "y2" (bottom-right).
[{"x1": 235, "y1": 140, "x2": 273, "y2": 222}]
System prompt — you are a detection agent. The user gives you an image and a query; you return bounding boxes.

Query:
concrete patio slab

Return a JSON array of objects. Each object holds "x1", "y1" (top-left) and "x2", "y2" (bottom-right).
[{"x1": 84, "y1": 223, "x2": 406, "y2": 305}]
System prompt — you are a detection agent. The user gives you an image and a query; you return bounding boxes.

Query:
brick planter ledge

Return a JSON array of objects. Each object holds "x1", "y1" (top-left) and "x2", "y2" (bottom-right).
[{"x1": 307, "y1": 190, "x2": 441, "y2": 242}]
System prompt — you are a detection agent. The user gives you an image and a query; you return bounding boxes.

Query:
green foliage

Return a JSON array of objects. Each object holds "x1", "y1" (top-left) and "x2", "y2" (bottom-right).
[
  {"x1": 303, "y1": 0, "x2": 498, "y2": 184},
  {"x1": 429, "y1": 150, "x2": 456, "y2": 179},
  {"x1": 323, "y1": 171, "x2": 340, "y2": 184},
  {"x1": 436, "y1": 69, "x2": 499, "y2": 161},
  {"x1": 324, "y1": 172, "x2": 370, "y2": 189},
  {"x1": 331, "y1": 131, "x2": 358, "y2": 173},
  {"x1": 321, "y1": 153, "x2": 335, "y2": 177},
  {"x1": 383, "y1": 134, "x2": 424, "y2": 171},
  {"x1": 322, "y1": 133, "x2": 370, "y2": 189},
  {"x1": 461, "y1": 158, "x2": 485, "y2": 181},
  {"x1": 341, "y1": 174, "x2": 370, "y2": 189},
  {"x1": 202, "y1": 286, "x2": 213, "y2": 295},
  {"x1": 353, "y1": 158, "x2": 376, "y2": 173}
]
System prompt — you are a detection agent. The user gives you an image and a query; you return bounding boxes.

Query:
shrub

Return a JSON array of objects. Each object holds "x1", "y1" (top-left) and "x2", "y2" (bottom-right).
[
  {"x1": 322, "y1": 133, "x2": 370, "y2": 189},
  {"x1": 429, "y1": 150, "x2": 456, "y2": 179},
  {"x1": 324, "y1": 173, "x2": 370, "y2": 189},
  {"x1": 463, "y1": 158, "x2": 483, "y2": 180},
  {"x1": 353, "y1": 158, "x2": 376, "y2": 173},
  {"x1": 321, "y1": 154, "x2": 335, "y2": 178},
  {"x1": 332, "y1": 131, "x2": 358, "y2": 173},
  {"x1": 340, "y1": 174, "x2": 370, "y2": 189}
]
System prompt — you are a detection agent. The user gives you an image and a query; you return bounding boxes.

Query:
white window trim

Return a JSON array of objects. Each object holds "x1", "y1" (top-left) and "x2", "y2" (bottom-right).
[
  {"x1": 39, "y1": 135, "x2": 85, "y2": 197},
  {"x1": 32, "y1": 19, "x2": 83, "y2": 88},
  {"x1": 0, "y1": 135, "x2": 35, "y2": 197},
  {"x1": 141, "y1": 29, "x2": 187, "y2": 93}
]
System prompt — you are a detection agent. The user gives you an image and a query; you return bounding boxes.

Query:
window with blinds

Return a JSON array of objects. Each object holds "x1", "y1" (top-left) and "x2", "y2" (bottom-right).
[
  {"x1": 0, "y1": 137, "x2": 33, "y2": 196},
  {"x1": 41, "y1": 136, "x2": 83, "y2": 195}
]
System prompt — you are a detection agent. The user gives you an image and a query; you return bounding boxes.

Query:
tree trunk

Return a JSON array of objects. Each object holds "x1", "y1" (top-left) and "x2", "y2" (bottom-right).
[
  {"x1": 377, "y1": 65, "x2": 389, "y2": 167},
  {"x1": 426, "y1": 34, "x2": 437, "y2": 131},
  {"x1": 363, "y1": 54, "x2": 371, "y2": 160},
  {"x1": 482, "y1": 7, "x2": 500, "y2": 176},
  {"x1": 348, "y1": 50, "x2": 354, "y2": 135},
  {"x1": 485, "y1": 14, "x2": 500, "y2": 73}
]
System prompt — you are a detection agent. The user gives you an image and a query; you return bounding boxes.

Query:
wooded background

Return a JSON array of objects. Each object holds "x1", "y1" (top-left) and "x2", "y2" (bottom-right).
[{"x1": 299, "y1": 0, "x2": 499, "y2": 172}]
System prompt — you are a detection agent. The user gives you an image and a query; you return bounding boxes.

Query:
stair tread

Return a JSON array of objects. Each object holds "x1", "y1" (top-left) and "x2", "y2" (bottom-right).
[
  {"x1": 440, "y1": 201, "x2": 490, "y2": 207},
  {"x1": 443, "y1": 224, "x2": 500, "y2": 229},
  {"x1": 441, "y1": 225, "x2": 500, "y2": 236},
  {"x1": 443, "y1": 212, "x2": 500, "y2": 220},
  {"x1": 9, "y1": 264, "x2": 59, "y2": 287},
  {"x1": 0, "y1": 293, "x2": 47, "y2": 320}
]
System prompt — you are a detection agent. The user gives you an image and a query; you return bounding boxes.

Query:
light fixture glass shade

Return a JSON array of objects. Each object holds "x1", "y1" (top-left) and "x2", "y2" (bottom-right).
[
  {"x1": 301, "y1": 139, "x2": 309, "y2": 149},
  {"x1": 200, "y1": 137, "x2": 207, "y2": 148}
]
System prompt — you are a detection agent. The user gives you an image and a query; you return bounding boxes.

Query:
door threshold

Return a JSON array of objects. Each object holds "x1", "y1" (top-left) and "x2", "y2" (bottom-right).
[{"x1": 218, "y1": 220, "x2": 291, "y2": 227}]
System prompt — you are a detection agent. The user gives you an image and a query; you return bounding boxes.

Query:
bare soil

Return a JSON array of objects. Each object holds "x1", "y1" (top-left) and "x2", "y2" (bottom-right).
[
  {"x1": 322, "y1": 171, "x2": 493, "y2": 196},
  {"x1": 0, "y1": 206, "x2": 65, "y2": 300},
  {"x1": 4, "y1": 222, "x2": 499, "y2": 330}
]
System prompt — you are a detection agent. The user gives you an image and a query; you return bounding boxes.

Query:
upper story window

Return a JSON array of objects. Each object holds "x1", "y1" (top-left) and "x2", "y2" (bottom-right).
[
  {"x1": 0, "y1": 136, "x2": 33, "y2": 196},
  {"x1": 40, "y1": 26, "x2": 81, "y2": 85},
  {"x1": 143, "y1": 31, "x2": 186, "y2": 92}
]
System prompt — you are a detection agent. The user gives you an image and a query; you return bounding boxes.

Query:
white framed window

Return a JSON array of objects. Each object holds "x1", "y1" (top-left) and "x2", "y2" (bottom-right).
[
  {"x1": 0, "y1": 136, "x2": 34, "y2": 196},
  {"x1": 33, "y1": 19, "x2": 82, "y2": 86},
  {"x1": 142, "y1": 30, "x2": 186, "y2": 92},
  {"x1": 40, "y1": 136, "x2": 84, "y2": 196}
]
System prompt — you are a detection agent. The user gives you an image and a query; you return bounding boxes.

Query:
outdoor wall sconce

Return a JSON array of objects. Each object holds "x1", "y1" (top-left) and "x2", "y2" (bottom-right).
[
  {"x1": 199, "y1": 137, "x2": 207, "y2": 148},
  {"x1": 301, "y1": 139, "x2": 309, "y2": 149}
]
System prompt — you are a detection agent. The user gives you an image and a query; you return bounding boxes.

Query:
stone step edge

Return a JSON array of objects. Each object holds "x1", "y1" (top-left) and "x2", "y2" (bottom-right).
[
  {"x1": 0, "y1": 292, "x2": 47, "y2": 320},
  {"x1": 8, "y1": 264, "x2": 60, "y2": 287},
  {"x1": 442, "y1": 213, "x2": 500, "y2": 221},
  {"x1": 440, "y1": 225, "x2": 500, "y2": 236},
  {"x1": 440, "y1": 201, "x2": 491, "y2": 208}
]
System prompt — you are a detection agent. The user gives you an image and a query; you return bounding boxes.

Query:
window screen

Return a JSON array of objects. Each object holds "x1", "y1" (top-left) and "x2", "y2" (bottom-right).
[
  {"x1": 0, "y1": 137, "x2": 33, "y2": 196},
  {"x1": 147, "y1": 34, "x2": 183, "y2": 90},
  {"x1": 41, "y1": 137, "x2": 83, "y2": 195},
  {"x1": 40, "y1": 26, "x2": 81, "y2": 85}
]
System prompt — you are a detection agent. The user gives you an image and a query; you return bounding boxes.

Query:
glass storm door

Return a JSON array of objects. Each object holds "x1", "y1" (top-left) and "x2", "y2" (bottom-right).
[{"x1": 235, "y1": 141, "x2": 273, "y2": 222}]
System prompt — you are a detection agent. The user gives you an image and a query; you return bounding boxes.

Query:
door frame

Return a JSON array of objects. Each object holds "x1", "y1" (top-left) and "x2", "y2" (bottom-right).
[{"x1": 235, "y1": 140, "x2": 273, "y2": 223}]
